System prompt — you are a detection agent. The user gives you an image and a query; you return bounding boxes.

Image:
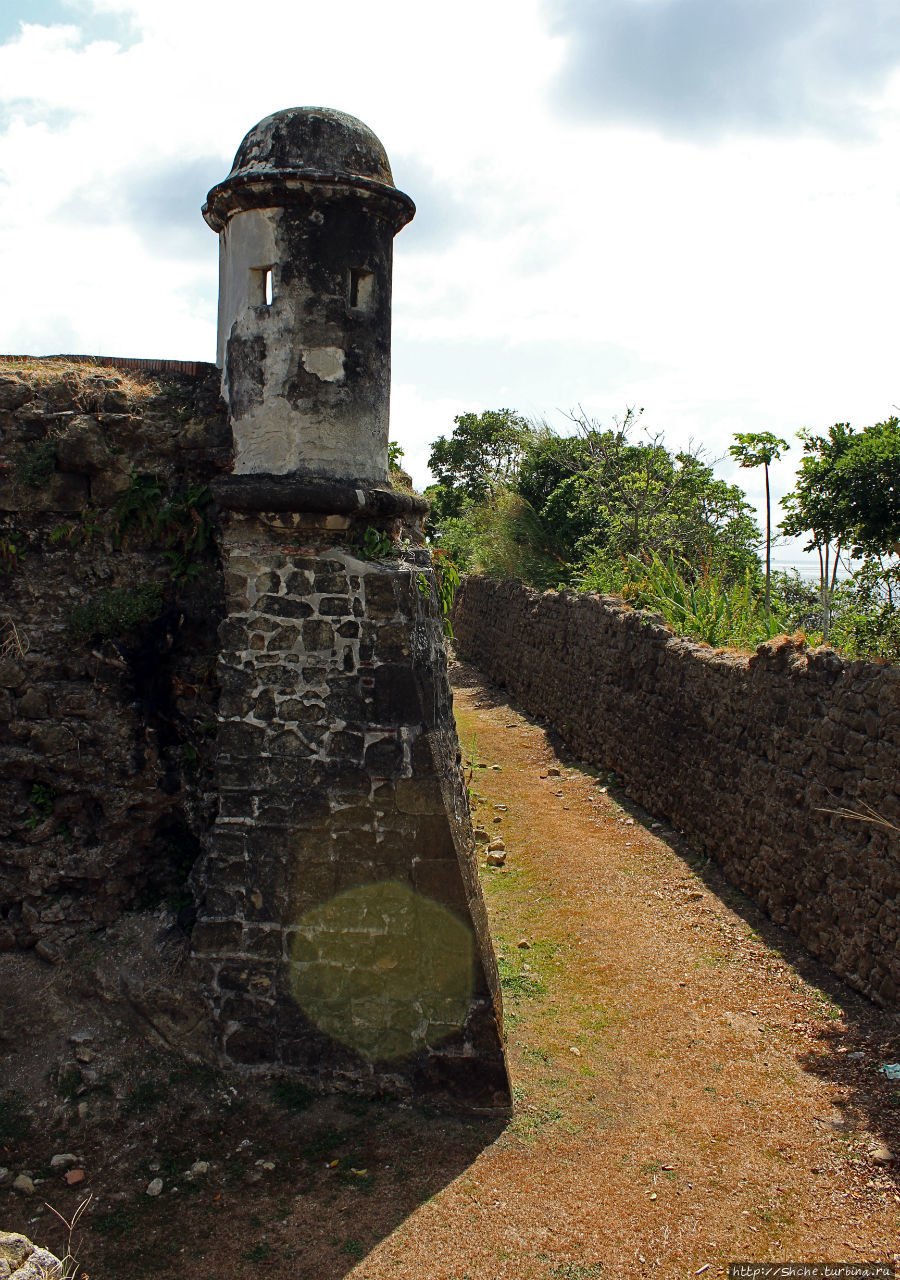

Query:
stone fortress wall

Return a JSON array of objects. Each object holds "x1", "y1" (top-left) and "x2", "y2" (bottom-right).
[
  {"x1": 3, "y1": 361, "x2": 899, "y2": 1034},
  {"x1": 3, "y1": 100, "x2": 897, "y2": 1105},
  {"x1": 0, "y1": 359, "x2": 229, "y2": 958},
  {"x1": 452, "y1": 576, "x2": 900, "y2": 1011}
]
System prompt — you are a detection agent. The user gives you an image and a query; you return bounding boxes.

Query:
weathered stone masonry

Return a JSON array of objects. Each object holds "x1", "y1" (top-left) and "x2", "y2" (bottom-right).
[
  {"x1": 190, "y1": 511, "x2": 508, "y2": 1105},
  {"x1": 453, "y1": 576, "x2": 900, "y2": 1011},
  {"x1": 0, "y1": 361, "x2": 228, "y2": 957}
]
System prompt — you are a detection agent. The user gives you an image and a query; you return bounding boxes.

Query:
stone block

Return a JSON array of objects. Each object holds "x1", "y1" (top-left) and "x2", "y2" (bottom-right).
[
  {"x1": 324, "y1": 684, "x2": 369, "y2": 722},
  {"x1": 285, "y1": 862, "x2": 339, "y2": 915},
  {"x1": 280, "y1": 790, "x2": 332, "y2": 824},
  {"x1": 29, "y1": 725, "x2": 76, "y2": 756},
  {"x1": 302, "y1": 620, "x2": 336, "y2": 651},
  {"x1": 410, "y1": 731, "x2": 439, "y2": 775},
  {"x1": 328, "y1": 767, "x2": 371, "y2": 800},
  {"x1": 326, "y1": 730, "x2": 365, "y2": 761},
  {"x1": 254, "y1": 571, "x2": 280, "y2": 595},
  {"x1": 244, "y1": 926, "x2": 284, "y2": 958},
  {"x1": 0, "y1": 376, "x2": 32, "y2": 409},
  {"x1": 0, "y1": 661, "x2": 26, "y2": 688},
  {"x1": 364, "y1": 736, "x2": 404, "y2": 776},
  {"x1": 254, "y1": 667, "x2": 300, "y2": 690},
  {"x1": 375, "y1": 624, "x2": 410, "y2": 661},
  {"x1": 251, "y1": 689, "x2": 276, "y2": 721},
  {"x1": 277, "y1": 698, "x2": 325, "y2": 724},
  {"x1": 267, "y1": 729, "x2": 307, "y2": 756},
  {"x1": 373, "y1": 664, "x2": 423, "y2": 723},
  {"x1": 224, "y1": 1026, "x2": 277, "y2": 1064},
  {"x1": 414, "y1": 860, "x2": 469, "y2": 910},
  {"x1": 284, "y1": 569, "x2": 313, "y2": 593},
  {"x1": 192, "y1": 919, "x2": 245, "y2": 953},
  {"x1": 56, "y1": 417, "x2": 112, "y2": 473},
  {"x1": 363, "y1": 576, "x2": 397, "y2": 620},
  {"x1": 219, "y1": 619, "x2": 249, "y2": 650},
  {"x1": 331, "y1": 827, "x2": 378, "y2": 858},
  {"x1": 318, "y1": 596, "x2": 351, "y2": 616},
  {"x1": 395, "y1": 777, "x2": 444, "y2": 815},
  {"x1": 266, "y1": 624, "x2": 302, "y2": 651},
  {"x1": 218, "y1": 791, "x2": 255, "y2": 819},
  {"x1": 313, "y1": 574, "x2": 348, "y2": 593},
  {"x1": 258, "y1": 596, "x2": 313, "y2": 620},
  {"x1": 16, "y1": 688, "x2": 49, "y2": 719}
]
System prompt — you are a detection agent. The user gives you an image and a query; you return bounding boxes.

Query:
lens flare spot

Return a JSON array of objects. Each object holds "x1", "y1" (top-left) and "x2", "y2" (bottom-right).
[{"x1": 287, "y1": 881, "x2": 474, "y2": 1062}]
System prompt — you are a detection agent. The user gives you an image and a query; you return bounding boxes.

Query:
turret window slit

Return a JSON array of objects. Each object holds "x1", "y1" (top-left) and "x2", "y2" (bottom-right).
[
  {"x1": 349, "y1": 268, "x2": 374, "y2": 311},
  {"x1": 249, "y1": 266, "x2": 274, "y2": 307}
]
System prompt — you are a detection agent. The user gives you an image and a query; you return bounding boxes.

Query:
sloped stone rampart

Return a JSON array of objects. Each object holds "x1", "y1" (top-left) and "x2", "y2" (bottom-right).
[{"x1": 453, "y1": 576, "x2": 900, "y2": 1009}]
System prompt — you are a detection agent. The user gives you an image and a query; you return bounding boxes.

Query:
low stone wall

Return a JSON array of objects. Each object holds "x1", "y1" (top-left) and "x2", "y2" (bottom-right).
[
  {"x1": 453, "y1": 577, "x2": 900, "y2": 1009},
  {"x1": 0, "y1": 358, "x2": 229, "y2": 956}
]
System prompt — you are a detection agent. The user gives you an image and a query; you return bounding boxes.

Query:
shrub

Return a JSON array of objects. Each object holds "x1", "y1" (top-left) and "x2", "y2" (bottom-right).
[{"x1": 68, "y1": 584, "x2": 163, "y2": 641}]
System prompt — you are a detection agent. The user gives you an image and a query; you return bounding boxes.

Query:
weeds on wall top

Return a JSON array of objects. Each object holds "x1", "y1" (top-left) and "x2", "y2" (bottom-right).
[
  {"x1": 625, "y1": 551, "x2": 782, "y2": 649},
  {"x1": 2, "y1": 359, "x2": 158, "y2": 407},
  {"x1": 359, "y1": 525, "x2": 395, "y2": 561}
]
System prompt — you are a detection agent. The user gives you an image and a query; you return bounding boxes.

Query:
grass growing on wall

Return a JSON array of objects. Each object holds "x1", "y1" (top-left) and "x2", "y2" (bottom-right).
[{"x1": 619, "y1": 552, "x2": 782, "y2": 649}]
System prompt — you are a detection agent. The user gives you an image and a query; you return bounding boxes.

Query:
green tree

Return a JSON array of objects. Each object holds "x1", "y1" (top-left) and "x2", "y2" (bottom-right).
[
  {"x1": 436, "y1": 490, "x2": 565, "y2": 588},
  {"x1": 728, "y1": 431, "x2": 789, "y2": 615},
  {"x1": 828, "y1": 417, "x2": 900, "y2": 556},
  {"x1": 427, "y1": 407, "x2": 762, "y2": 601},
  {"x1": 780, "y1": 418, "x2": 900, "y2": 652},
  {"x1": 428, "y1": 409, "x2": 533, "y2": 503},
  {"x1": 780, "y1": 425, "x2": 856, "y2": 641},
  {"x1": 532, "y1": 408, "x2": 761, "y2": 582}
]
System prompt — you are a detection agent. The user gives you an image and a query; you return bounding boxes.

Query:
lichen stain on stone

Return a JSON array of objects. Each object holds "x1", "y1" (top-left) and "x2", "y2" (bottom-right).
[
  {"x1": 287, "y1": 881, "x2": 475, "y2": 1062},
  {"x1": 301, "y1": 346, "x2": 345, "y2": 383},
  {"x1": 225, "y1": 332, "x2": 265, "y2": 422}
]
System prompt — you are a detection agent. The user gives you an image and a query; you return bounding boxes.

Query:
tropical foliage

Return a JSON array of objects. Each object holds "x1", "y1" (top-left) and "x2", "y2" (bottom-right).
[{"x1": 426, "y1": 407, "x2": 900, "y2": 661}]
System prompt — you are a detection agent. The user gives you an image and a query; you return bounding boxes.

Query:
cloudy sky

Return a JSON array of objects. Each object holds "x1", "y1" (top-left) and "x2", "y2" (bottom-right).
[{"x1": 2, "y1": 0, "x2": 899, "y2": 560}]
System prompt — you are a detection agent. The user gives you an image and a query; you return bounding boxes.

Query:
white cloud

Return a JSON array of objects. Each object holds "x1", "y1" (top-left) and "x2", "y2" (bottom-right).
[{"x1": 1, "y1": 0, "x2": 898, "y2": 566}]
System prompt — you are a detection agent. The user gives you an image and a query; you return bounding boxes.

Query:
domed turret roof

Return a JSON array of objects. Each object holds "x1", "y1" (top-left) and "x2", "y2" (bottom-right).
[
  {"x1": 229, "y1": 107, "x2": 395, "y2": 186},
  {"x1": 203, "y1": 107, "x2": 414, "y2": 231}
]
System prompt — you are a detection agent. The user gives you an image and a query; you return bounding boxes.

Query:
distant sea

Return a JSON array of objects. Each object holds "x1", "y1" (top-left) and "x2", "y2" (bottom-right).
[
  {"x1": 769, "y1": 556, "x2": 821, "y2": 581},
  {"x1": 769, "y1": 554, "x2": 855, "y2": 582}
]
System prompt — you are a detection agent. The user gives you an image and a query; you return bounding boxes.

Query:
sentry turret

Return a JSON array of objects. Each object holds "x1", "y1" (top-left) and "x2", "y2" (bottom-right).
[{"x1": 203, "y1": 108, "x2": 414, "y2": 484}]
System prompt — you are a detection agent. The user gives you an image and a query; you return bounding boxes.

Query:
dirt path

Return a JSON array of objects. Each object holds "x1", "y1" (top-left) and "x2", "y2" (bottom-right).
[
  {"x1": 353, "y1": 662, "x2": 900, "y2": 1278},
  {"x1": 5, "y1": 661, "x2": 900, "y2": 1279}
]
